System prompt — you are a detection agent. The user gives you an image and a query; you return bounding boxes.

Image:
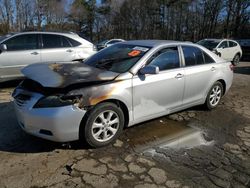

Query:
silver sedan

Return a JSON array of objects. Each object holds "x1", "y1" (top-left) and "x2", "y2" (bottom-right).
[{"x1": 12, "y1": 40, "x2": 233, "y2": 147}]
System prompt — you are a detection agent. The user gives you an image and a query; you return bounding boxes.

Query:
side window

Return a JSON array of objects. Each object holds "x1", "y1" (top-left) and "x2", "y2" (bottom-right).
[
  {"x1": 4, "y1": 34, "x2": 38, "y2": 51},
  {"x1": 229, "y1": 41, "x2": 237, "y2": 47},
  {"x1": 67, "y1": 38, "x2": 81, "y2": 47},
  {"x1": 61, "y1": 36, "x2": 72, "y2": 47},
  {"x1": 218, "y1": 41, "x2": 228, "y2": 48},
  {"x1": 203, "y1": 52, "x2": 215, "y2": 64},
  {"x1": 149, "y1": 47, "x2": 180, "y2": 71},
  {"x1": 42, "y1": 34, "x2": 62, "y2": 48},
  {"x1": 182, "y1": 46, "x2": 204, "y2": 66}
]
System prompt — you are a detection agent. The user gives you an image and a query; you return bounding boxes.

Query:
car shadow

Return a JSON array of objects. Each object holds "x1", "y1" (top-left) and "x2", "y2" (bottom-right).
[
  {"x1": 0, "y1": 101, "x2": 90, "y2": 153},
  {"x1": 234, "y1": 66, "x2": 250, "y2": 75}
]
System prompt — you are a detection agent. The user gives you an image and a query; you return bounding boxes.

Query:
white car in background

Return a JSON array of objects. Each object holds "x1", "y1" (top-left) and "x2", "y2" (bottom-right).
[
  {"x1": 197, "y1": 39, "x2": 242, "y2": 65},
  {"x1": 96, "y1": 39, "x2": 125, "y2": 50},
  {"x1": 0, "y1": 31, "x2": 97, "y2": 82}
]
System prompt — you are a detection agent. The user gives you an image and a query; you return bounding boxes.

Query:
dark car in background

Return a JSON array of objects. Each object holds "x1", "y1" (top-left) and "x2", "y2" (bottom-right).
[{"x1": 237, "y1": 39, "x2": 250, "y2": 60}]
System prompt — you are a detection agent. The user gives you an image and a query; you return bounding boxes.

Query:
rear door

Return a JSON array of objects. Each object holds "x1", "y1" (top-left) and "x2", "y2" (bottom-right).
[
  {"x1": 40, "y1": 34, "x2": 75, "y2": 63},
  {"x1": 133, "y1": 46, "x2": 185, "y2": 122},
  {"x1": 181, "y1": 46, "x2": 218, "y2": 106},
  {"x1": 0, "y1": 34, "x2": 40, "y2": 80}
]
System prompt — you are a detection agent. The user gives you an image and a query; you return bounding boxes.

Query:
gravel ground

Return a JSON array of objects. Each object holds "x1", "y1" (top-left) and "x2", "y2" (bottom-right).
[{"x1": 0, "y1": 62, "x2": 249, "y2": 188}]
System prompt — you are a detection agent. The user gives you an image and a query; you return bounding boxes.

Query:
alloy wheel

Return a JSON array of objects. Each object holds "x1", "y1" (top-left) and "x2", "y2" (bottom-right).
[
  {"x1": 209, "y1": 85, "x2": 222, "y2": 107},
  {"x1": 91, "y1": 110, "x2": 120, "y2": 142}
]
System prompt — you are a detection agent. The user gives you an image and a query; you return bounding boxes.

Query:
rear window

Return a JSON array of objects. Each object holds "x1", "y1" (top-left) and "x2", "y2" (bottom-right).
[
  {"x1": 182, "y1": 46, "x2": 204, "y2": 66},
  {"x1": 61, "y1": 36, "x2": 72, "y2": 47},
  {"x1": 42, "y1": 34, "x2": 81, "y2": 48},
  {"x1": 182, "y1": 46, "x2": 215, "y2": 66},
  {"x1": 67, "y1": 38, "x2": 81, "y2": 47},
  {"x1": 229, "y1": 41, "x2": 237, "y2": 47},
  {"x1": 42, "y1": 34, "x2": 62, "y2": 48},
  {"x1": 218, "y1": 41, "x2": 228, "y2": 48},
  {"x1": 203, "y1": 52, "x2": 215, "y2": 64}
]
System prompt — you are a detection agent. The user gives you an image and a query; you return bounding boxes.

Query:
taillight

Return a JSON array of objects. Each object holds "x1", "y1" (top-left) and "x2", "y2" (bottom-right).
[{"x1": 230, "y1": 64, "x2": 234, "y2": 71}]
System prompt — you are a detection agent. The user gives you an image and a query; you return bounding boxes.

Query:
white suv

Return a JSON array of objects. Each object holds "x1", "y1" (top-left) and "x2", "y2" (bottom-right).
[
  {"x1": 197, "y1": 39, "x2": 242, "y2": 65},
  {"x1": 0, "y1": 31, "x2": 97, "y2": 82}
]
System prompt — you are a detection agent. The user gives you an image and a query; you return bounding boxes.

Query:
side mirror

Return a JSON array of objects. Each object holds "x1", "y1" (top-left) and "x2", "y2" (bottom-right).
[
  {"x1": 0, "y1": 44, "x2": 7, "y2": 53},
  {"x1": 139, "y1": 65, "x2": 159, "y2": 75}
]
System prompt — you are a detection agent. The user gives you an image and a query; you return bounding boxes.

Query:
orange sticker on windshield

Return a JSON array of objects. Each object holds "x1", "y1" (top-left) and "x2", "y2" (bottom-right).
[{"x1": 128, "y1": 50, "x2": 141, "y2": 57}]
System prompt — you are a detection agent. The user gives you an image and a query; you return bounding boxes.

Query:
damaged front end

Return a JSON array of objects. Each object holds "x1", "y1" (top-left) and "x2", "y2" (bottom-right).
[
  {"x1": 13, "y1": 77, "x2": 120, "y2": 111},
  {"x1": 12, "y1": 62, "x2": 123, "y2": 110},
  {"x1": 11, "y1": 61, "x2": 133, "y2": 142}
]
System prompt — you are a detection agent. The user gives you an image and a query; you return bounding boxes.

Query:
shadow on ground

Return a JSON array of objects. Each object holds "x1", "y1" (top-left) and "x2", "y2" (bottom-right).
[{"x1": 234, "y1": 66, "x2": 250, "y2": 75}]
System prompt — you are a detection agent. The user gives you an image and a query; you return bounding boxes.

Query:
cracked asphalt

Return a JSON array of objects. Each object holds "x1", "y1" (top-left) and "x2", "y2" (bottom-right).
[{"x1": 0, "y1": 62, "x2": 249, "y2": 188}]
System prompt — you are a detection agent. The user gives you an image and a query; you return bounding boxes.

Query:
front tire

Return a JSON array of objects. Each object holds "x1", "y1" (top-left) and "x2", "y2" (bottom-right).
[
  {"x1": 205, "y1": 81, "x2": 224, "y2": 110},
  {"x1": 80, "y1": 102, "x2": 124, "y2": 148}
]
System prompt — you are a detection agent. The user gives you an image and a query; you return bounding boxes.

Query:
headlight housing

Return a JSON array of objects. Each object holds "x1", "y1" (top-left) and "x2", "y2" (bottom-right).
[{"x1": 34, "y1": 95, "x2": 82, "y2": 108}]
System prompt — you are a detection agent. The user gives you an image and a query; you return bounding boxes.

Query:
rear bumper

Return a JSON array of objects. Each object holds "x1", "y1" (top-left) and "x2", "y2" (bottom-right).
[{"x1": 13, "y1": 89, "x2": 86, "y2": 142}]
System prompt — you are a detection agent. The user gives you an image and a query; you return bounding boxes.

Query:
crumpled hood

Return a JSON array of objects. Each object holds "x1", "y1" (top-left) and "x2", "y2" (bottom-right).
[{"x1": 21, "y1": 62, "x2": 120, "y2": 88}]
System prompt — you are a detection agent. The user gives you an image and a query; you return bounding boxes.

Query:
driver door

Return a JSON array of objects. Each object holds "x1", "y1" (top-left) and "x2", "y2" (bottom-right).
[{"x1": 132, "y1": 46, "x2": 185, "y2": 123}]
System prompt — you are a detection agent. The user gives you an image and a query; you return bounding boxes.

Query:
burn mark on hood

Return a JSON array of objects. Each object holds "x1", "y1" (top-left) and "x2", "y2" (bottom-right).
[{"x1": 22, "y1": 62, "x2": 120, "y2": 88}]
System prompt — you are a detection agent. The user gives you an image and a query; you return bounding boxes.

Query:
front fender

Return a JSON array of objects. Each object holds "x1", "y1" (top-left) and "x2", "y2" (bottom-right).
[{"x1": 67, "y1": 79, "x2": 133, "y2": 112}]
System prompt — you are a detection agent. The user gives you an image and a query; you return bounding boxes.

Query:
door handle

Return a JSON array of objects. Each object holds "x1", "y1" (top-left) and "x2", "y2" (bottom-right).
[
  {"x1": 211, "y1": 67, "x2": 216, "y2": 71},
  {"x1": 31, "y1": 52, "x2": 39, "y2": 55},
  {"x1": 175, "y1": 73, "x2": 184, "y2": 79},
  {"x1": 66, "y1": 49, "x2": 73, "y2": 53}
]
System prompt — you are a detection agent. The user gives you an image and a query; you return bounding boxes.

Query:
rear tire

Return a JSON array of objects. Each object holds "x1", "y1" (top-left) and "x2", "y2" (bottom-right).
[
  {"x1": 205, "y1": 81, "x2": 224, "y2": 110},
  {"x1": 79, "y1": 102, "x2": 124, "y2": 148},
  {"x1": 232, "y1": 54, "x2": 240, "y2": 66}
]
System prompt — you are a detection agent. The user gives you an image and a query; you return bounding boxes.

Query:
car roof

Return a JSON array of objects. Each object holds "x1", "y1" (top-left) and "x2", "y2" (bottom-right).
[
  {"x1": 122, "y1": 40, "x2": 191, "y2": 47},
  {"x1": 201, "y1": 39, "x2": 223, "y2": 42},
  {"x1": 0, "y1": 31, "x2": 94, "y2": 46},
  {"x1": 109, "y1": 39, "x2": 124, "y2": 41},
  {"x1": 21, "y1": 31, "x2": 77, "y2": 36}
]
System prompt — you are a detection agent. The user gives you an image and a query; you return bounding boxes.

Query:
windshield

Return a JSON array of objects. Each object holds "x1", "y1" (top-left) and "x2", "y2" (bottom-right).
[
  {"x1": 197, "y1": 40, "x2": 220, "y2": 50},
  {"x1": 85, "y1": 43, "x2": 151, "y2": 73}
]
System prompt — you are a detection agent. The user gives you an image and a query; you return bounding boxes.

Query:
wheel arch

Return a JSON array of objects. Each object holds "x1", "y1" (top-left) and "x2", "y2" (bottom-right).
[
  {"x1": 217, "y1": 79, "x2": 226, "y2": 95},
  {"x1": 98, "y1": 99, "x2": 130, "y2": 128},
  {"x1": 80, "y1": 98, "x2": 130, "y2": 133},
  {"x1": 235, "y1": 52, "x2": 242, "y2": 58}
]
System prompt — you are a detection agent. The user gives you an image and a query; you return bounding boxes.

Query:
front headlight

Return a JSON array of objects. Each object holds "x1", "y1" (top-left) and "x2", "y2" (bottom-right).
[{"x1": 34, "y1": 95, "x2": 82, "y2": 108}]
